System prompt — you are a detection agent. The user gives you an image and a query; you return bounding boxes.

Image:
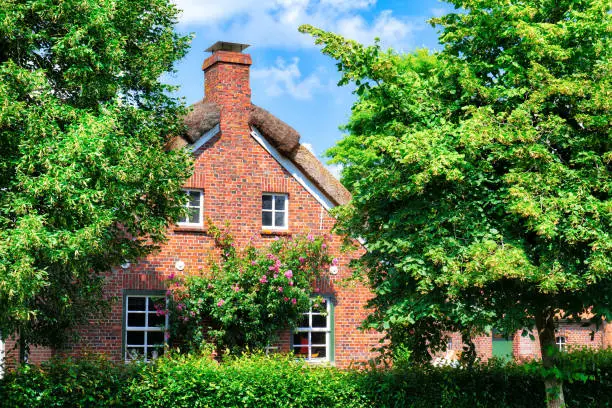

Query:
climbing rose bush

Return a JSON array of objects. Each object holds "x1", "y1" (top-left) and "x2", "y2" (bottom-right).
[{"x1": 166, "y1": 225, "x2": 332, "y2": 353}]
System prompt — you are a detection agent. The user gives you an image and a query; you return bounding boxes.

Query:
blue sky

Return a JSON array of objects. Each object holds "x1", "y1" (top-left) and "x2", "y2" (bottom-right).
[{"x1": 169, "y1": 0, "x2": 454, "y2": 176}]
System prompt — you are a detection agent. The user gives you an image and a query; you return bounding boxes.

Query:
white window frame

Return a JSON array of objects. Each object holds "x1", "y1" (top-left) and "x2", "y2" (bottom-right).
[
  {"x1": 292, "y1": 298, "x2": 332, "y2": 362},
  {"x1": 178, "y1": 189, "x2": 203, "y2": 227},
  {"x1": 556, "y1": 336, "x2": 567, "y2": 352},
  {"x1": 262, "y1": 193, "x2": 288, "y2": 230},
  {"x1": 124, "y1": 295, "x2": 169, "y2": 362}
]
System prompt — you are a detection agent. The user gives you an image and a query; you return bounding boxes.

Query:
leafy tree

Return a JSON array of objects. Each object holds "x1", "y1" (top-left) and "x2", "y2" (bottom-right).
[
  {"x1": 301, "y1": 0, "x2": 610, "y2": 406},
  {"x1": 0, "y1": 0, "x2": 192, "y2": 357},
  {"x1": 167, "y1": 224, "x2": 332, "y2": 354}
]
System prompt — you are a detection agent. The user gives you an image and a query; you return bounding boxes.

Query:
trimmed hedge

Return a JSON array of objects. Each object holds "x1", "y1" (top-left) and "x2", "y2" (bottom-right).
[{"x1": 1, "y1": 350, "x2": 610, "y2": 407}]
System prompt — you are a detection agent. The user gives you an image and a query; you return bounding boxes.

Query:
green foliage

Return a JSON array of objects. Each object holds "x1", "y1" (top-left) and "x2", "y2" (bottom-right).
[
  {"x1": 167, "y1": 224, "x2": 333, "y2": 353},
  {"x1": 129, "y1": 353, "x2": 368, "y2": 408},
  {"x1": 299, "y1": 0, "x2": 611, "y2": 367},
  {"x1": 0, "y1": 354, "x2": 140, "y2": 407},
  {"x1": 1, "y1": 349, "x2": 611, "y2": 407},
  {"x1": 0, "y1": 0, "x2": 192, "y2": 347}
]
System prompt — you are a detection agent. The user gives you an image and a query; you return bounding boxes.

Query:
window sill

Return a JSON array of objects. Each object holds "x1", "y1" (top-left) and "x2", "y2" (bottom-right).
[
  {"x1": 174, "y1": 225, "x2": 206, "y2": 233},
  {"x1": 261, "y1": 229, "x2": 291, "y2": 236}
]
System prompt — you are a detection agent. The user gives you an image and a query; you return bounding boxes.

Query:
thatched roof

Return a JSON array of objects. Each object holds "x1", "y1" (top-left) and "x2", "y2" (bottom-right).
[
  {"x1": 180, "y1": 100, "x2": 350, "y2": 206},
  {"x1": 183, "y1": 100, "x2": 221, "y2": 143}
]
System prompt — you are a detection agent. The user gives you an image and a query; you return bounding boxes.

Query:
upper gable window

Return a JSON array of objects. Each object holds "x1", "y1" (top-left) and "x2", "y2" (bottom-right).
[
  {"x1": 262, "y1": 193, "x2": 288, "y2": 229},
  {"x1": 178, "y1": 189, "x2": 203, "y2": 227}
]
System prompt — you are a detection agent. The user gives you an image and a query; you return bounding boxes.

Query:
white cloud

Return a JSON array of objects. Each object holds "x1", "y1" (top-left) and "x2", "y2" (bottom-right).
[
  {"x1": 302, "y1": 142, "x2": 315, "y2": 153},
  {"x1": 173, "y1": 0, "x2": 423, "y2": 50},
  {"x1": 251, "y1": 57, "x2": 331, "y2": 100}
]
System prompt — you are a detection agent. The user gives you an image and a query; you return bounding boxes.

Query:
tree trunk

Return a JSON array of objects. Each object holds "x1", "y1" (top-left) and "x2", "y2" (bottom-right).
[{"x1": 535, "y1": 308, "x2": 566, "y2": 408}]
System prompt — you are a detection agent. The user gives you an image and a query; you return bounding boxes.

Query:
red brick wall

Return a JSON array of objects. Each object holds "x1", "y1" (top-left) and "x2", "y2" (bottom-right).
[{"x1": 19, "y1": 47, "x2": 380, "y2": 369}]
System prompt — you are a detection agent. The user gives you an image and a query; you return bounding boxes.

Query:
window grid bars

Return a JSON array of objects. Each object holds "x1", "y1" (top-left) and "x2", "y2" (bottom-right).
[{"x1": 125, "y1": 296, "x2": 168, "y2": 362}]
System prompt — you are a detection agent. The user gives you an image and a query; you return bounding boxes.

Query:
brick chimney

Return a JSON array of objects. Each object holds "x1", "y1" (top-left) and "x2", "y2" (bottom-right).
[{"x1": 203, "y1": 41, "x2": 252, "y2": 119}]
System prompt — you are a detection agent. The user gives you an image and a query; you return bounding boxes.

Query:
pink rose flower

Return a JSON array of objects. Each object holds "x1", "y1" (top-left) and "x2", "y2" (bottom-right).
[
  {"x1": 217, "y1": 299, "x2": 225, "y2": 307},
  {"x1": 251, "y1": 260, "x2": 257, "y2": 265},
  {"x1": 259, "y1": 275, "x2": 268, "y2": 284},
  {"x1": 289, "y1": 281, "x2": 294, "y2": 286},
  {"x1": 291, "y1": 298, "x2": 297, "y2": 304},
  {"x1": 307, "y1": 234, "x2": 314, "y2": 242},
  {"x1": 284, "y1": 297, "x2": 289, "y2": 301},
  {"x1": 278, "y1": 286, "x2": 283, "y2": 292},
  {"x1": 332, "y1": 258, "x2": 339, "y2": 266},
  {"x1": 299, "y1": 257, "x2": 306, "y2": 264},
  {"x1": 168, "y1": 272, "x2": 175, "y2": 280},
  {"x1": 284, "y1": 270, "x2": 293, "y2": 279},
  {"x1": 322, "y1": 244, "x2": 327, "y2": 249}
]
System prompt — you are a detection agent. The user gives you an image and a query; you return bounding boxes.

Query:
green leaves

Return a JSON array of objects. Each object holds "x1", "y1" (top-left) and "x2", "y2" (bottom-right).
[
  {"x1": 300, "y1": 0, "x2": 611, "y2": 366},
  {"x1": 167, "y1": 226, "x2": 332, "y2": 354},
  {"x1": 0, "y1": 0, "x2": 192, "y2": 347}
]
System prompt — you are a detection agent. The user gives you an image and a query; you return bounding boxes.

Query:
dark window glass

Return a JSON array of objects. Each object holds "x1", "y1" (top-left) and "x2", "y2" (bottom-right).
[
  {"x1": 128, "y1": 297, "x2": 146, "y2": 311},
  {"x1": 262, "y1": 211, "x2": 273, "y2": 226},
  {"x1": 147, "y1": 331, "x2": 164, "y2": 346},
  {"x1": 148, "y1": 313, "x2": 165, "y2": 327},
  {"x1": 311, "y1": 332, "x2": 326, "y2": 345},
  {"x1": 262, "y1": 195, "x2": 273, "y2": 210},
  {"x1": 274, "y1": 212, "x2": 285, "y2": 227},
  {"x1": 312, "y1": 314, "x2": 327, "y2": 328},
  {"x1": 127, "y1": 331, "x2": 145, "y2": 345},
  {"x1": 127, "y1": 313, "x2": 146, "y2": 327}
]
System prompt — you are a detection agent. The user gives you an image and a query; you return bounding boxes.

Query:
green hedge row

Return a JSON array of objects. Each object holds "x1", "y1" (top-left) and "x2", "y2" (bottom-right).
[{"x1": 1, "y1": 350, "x2": 610, "y2": 407}]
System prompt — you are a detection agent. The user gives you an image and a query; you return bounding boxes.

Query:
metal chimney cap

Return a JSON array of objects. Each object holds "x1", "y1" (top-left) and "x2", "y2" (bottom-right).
[{"x1": 205, "y1": 41, "x2": 250, "y2": 53}]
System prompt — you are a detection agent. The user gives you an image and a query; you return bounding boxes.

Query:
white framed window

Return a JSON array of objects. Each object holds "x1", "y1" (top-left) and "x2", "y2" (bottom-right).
[
  {"x1": 292, "y1": 298, "x2": 332, "y2": 362},
  {"x1": 124, "y1": 295, "x2": 168, "y2": 362},
  {"x1": 178, "y1": 189, "x2": 203, "y2": 226},
  {"x1": 262, "y1": 193, "x2": 288, "y2": 229},
  {"x1": 556, "y1": 336, "x2": 566, "y2": 352}
]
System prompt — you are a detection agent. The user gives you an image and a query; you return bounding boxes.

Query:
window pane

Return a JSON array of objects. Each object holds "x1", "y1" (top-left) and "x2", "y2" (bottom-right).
[
  {"x1": 275, "y1": 195, "x2": 286, "y2": 210},
  {"x1": 178, "y1": 215, "x2": 188, "y2": 223},
  {"x1": 148, "y1": 313, "x2": 166, "y2": 327},
  {"x1": 298, "y1": 315, "x2": 309, "y2": 328},
  {"x1": 147, "y1": 331, "x2": 165, "y2": 346},
  {"x1": 262, "y1": 195, "x2": 273, "y2": 210},
  {"x1": 274, "y1": 211, "x2": 285, "y2": 227},
  {"x1": 147, "y1": 347, "x2": 163, "y2": 360},
  {"x1": 262, "y1": 211, "x2": 273, "y2": 226},
  {"x1": 292, "y1": 346, "x2": 309, "y2": 356},
  {"x1": 127, "y1": 313, "x2": 146, "y2": 327},
  {"x1": 312, "y1": 346, "x2": 326, "y2": 358},
  {"x1": 311, "y1": 332, "x2": 326, "y2": 345},
  {"x1": 189, "y1": 191, "x2": 201, "y2": 207},
  {"x1": 127, "y1": 331, "x2": 145, "y2": 345},
  {"x1": 126, "y1": 347, "x2": 144, "y2": 361},
  {"x1": 128, "y1": 297, "x2": 146, "y2": 311},
  {"x1": 293, "y1": 332, "x2": 309, "y2": 346},
  {"x1": 312, "y1": 314, "x2": 327, "y2": 328},
  {"x1": 149, "y1": 298, "x2": 164, "y2": 311},
  {"x1": 188, "y1": 207, "x2": 200, "y2": 223}
]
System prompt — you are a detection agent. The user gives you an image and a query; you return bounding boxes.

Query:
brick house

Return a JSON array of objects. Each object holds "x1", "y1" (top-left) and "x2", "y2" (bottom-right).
[
  {"x1": 1, "y1": 41, "x2": 611, "y2": 372},
  {"x1": 2, "y1": 41, "x2": 381, "y2": 370}
]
